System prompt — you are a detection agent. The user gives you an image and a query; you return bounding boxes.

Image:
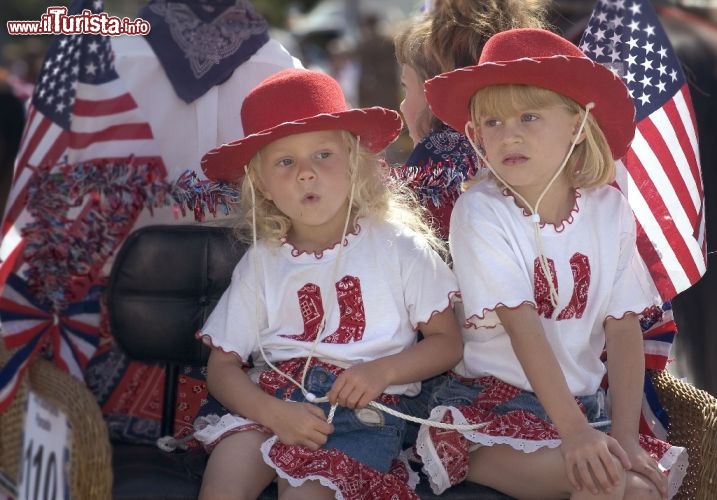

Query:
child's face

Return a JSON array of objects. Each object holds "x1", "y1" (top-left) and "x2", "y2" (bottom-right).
[
  {"x1": 400, "y1": 64, "x2": 430, "y2": 145},
  {"x1": 477, "y1": 103, "x2": 580, "y2": 197},
  {"x1": 257, "y1": 130, "x2": 352, "y2": 244}
]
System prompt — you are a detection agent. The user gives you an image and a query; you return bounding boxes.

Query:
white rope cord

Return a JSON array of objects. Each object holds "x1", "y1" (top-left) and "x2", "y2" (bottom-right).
[
  {"x1": 309, "y1": 396, "x2": 609, "y2": 431},
  {"x1": 244, "y1": 166, "x2": 354, "y2": 405},
  {"x1": 242, "y1": 142, "x2": 500, "y2": 431},
  {"x1": 158, "y1": 146, "x2": 610, "y2": 453},
  {"x1": 464, "y1": 102, "x2": 595, "y2": 307},
  {"x1": 245, "y1": 147, "x2": 363, "y2": 426}
]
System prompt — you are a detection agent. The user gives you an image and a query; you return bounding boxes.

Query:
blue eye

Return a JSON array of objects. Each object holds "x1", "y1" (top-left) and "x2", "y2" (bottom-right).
[
  {"x1": 277, "y1": 158, "x2": 293, "y2": 168},
  {"x1": 483, "y1": 118, "x2": 501, "y2": 127},
  {"x1": 522, "y1": 113, "x2": 539, "y2": 122},
  {"x1": 316, "y1": 151, "x2": 331, "y2": 160}
]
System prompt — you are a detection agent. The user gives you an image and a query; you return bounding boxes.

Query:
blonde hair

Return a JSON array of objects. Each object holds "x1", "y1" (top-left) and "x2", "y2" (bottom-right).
[
  {"x1": 235, "y1": 130, "x2": 446, "y2": 256},
  {"x1": 393, "y1": 0, "x2": 550, "y2": 137},
  {"x1": 468, "y1": 85, "x2": 615, "y2": 189},
  {"x1": 430, "y1": 0, "x2": 550, "y2": 72}
]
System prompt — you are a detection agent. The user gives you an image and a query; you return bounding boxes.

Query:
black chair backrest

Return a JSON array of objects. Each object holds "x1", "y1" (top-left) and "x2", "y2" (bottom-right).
[{"x1": 107, "y1": 224, "x2": 246, "y2": 366}]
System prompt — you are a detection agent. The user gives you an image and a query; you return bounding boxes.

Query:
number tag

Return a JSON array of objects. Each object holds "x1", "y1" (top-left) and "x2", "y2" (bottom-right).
[{"x1": 18, "y1": 392, "x2": 69, "y2": 500}]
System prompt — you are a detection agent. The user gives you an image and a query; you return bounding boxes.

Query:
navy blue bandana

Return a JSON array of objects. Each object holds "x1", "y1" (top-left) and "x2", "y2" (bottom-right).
[{"x1": 139, "y1": 0, "x2": 269, "y2": 103}]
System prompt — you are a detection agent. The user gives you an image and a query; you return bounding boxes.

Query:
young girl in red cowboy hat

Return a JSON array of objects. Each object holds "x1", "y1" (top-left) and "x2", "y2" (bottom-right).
[
  {"x1": 414, "y1": 28, "x2": 687, "y2": 499},
  {"x1": 391, "y1": 0, "x2": 548, "y2": 240},
  {"x1": 193, "y1": 68, "x2": 463, "y2": 499}
]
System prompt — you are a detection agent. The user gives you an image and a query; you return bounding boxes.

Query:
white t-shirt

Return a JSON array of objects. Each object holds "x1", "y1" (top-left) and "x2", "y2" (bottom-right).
[
  {"x1": 200, "y1": 218, "x2": 459, "y2": 396},
  {"x1": 449, "y1": 180, "x2": 658, "y2": 396}
]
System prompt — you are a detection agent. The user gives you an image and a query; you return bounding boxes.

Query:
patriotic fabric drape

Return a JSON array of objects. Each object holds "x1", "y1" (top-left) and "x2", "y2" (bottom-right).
[
  {"x1": 0, "y1": 0, "x2": 240, "y2": 413},
  {"x1": 0, "y1": 0, "x2": 295, "y2": 423},
  {"x1": 581, "y1": 0, "x2": 703, "y2": 444},
  {"x1": 0, "y1": 0, "x2": 167, "y2": 412},
  {"x1": 579, "y1": 0, "x2": 705, "y2": 302}
]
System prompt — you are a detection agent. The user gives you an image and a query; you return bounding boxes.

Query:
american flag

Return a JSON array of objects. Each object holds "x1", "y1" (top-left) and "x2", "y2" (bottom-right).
[
  {"x1": 579, "y1": 0, "x2": 705, "y2": 301},
  {"x1": 0, "y1": 0, "x2": 164, "y2": 411},
  {"x1": 2, "y1": 0, "x2": 163, "y2": 271}
]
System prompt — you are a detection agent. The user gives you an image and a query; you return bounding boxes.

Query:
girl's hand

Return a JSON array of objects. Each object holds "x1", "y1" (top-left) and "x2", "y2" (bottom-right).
[
  {"x1": 618, "y1": 437, "x2": 669, "y2": 498},
  {"x1": 327, "y1": 362, "x2": 389, "y2": 409},
  {"x1": 268, "y1": 400, "x2": 334, "y2": 450},
  {"x1": 560, "y1": 424, "x2": 631, "y2": 495}
]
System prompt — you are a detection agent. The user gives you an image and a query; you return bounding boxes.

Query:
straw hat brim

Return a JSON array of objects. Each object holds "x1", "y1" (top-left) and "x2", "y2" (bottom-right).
[
  {"x1": 425, "y1": 56, "x2": 636, "y2": 160},
  {"x1": 201, "y1": 107, "x2": 403, "y2": 182}
]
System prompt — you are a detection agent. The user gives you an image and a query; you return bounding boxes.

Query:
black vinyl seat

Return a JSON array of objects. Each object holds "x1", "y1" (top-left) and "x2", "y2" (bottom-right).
[
  {"x1": 108, "y1": 224, "x2": 244, "y2": 499},
  {"x1": 106, "y1": 224, "x2": 511, "y2": 499}
]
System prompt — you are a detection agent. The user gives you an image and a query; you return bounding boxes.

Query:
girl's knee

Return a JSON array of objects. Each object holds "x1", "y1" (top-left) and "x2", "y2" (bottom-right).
[{"x1": 624, "y1": 471, "x2": 662, "y2": 500}]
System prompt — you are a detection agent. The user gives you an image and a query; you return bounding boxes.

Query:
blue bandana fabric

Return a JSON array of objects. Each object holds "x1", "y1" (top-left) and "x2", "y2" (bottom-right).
[
  {"x1": 139, "y1": 0, "x2": 269, "y2": 103},
  {"x1": 393, "y1": 125, "x2": 480, "y2": 239}
]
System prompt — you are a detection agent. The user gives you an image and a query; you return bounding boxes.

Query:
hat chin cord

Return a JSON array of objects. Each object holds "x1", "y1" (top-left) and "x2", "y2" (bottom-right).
[
  {"x1": 464, "y1": 102, "x2": 595, "y2": 308},
  {"x1": 240, "y1": 140, "x2": 534, "y2": 433},
  {"x1": 162, "y1": 139, "x2": 609, "y2": 453},
  {"x1": 245, "y1": 160, "x2": 354, "y2": 423},
  {"x1": 152, "y1": 132, "x2": 612, "y2": 454}
]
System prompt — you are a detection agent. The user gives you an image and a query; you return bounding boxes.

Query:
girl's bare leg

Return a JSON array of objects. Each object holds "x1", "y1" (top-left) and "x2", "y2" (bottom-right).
[
  {"x1": 277, "y1": 477, "x2": 336, "y2": 500},
  {"x1": 466, "y1": 444, "x2": 628, "y2": 500},
  {"x1": 199, "y1": 430, "x2": 276, "y2": 500}
]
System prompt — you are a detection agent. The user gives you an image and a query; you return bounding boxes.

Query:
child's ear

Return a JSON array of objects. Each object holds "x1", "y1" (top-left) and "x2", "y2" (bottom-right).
[
  {"x1": 466, "y1": 121, "x2": 480, "y2": 143},
  {"x1": 472, "y1": 127, "x2": 486, "y2": 154}
]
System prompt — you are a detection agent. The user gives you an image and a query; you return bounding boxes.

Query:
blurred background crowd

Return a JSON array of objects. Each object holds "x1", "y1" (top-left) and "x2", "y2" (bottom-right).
[
  {"x1": 2, "y1": 0, "x2": 716, "y2": 183},
  {"x1": 2, "y1": 1, "x2": 716, "y2": 157}
]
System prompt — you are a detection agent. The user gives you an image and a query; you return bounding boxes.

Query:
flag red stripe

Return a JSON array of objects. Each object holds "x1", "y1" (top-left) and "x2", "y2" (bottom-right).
[
  {"x1": 14, "y1": 107, "x2": 39, "y2": 179},
  {"x1": 38, "y1": 129, "x2": 70, "y2": 168},
  {"x1": 73, "y1": 93, "x2": 138, "y2": 116},
  {"x1": 636, "y1": 119, "x2": 697, "y2": 223},
  {"x1": 673, "y1": 87, "x2": 704, "y2": 196},
  {"x1": 665, "y1": 89, "x2": 703, "y2": 199},
  {"x1": 16, "y1": 106, "x2": 37, "y2": 155},
  {"x1": 68, "y1": 123, "x2": 154, "y2": 149},
  {"x1": 2, "y1": 184, "x2": 31, "y2": 236},
  {"x1": 0, "y1": 243, "x2": 25, "y2": 293},
  {"x1": 697, "y1": 201, "x2": 706, "y2": 244},
  {"x1": 625, "y1": 151, "x2": 702, "y2": 286},
  {"x1": 634, "y1": 220, "x2": 677, "y2": 299},
  {"x1": 14, "y1": 113, "x2": 52, "y2": 173},
  {"x1": 630, "y1": 184, "x2": 702, "y2": 290}
]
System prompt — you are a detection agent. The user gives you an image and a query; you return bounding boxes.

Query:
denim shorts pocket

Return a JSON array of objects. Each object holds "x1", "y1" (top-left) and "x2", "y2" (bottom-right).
[
  {"x1": 431, "y1": 377, "x2": 480, "y2": 409},
  {"x1": 325, "y1": 403, "x2": 405, "y2": 472}
]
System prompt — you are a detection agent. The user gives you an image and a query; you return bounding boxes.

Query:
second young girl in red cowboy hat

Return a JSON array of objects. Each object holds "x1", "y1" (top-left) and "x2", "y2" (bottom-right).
[
  {"x1": 414, "y1": 28, "x2": 687, "y2": 499},
  {"x1": 193, "y1": 68, "x2": 462, "y2": 499}
]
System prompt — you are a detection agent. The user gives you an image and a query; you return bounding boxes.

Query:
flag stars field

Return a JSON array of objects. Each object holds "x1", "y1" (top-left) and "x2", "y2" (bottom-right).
[{"x1": 579, "y1": 0, "x2": 705, "y2": 301}]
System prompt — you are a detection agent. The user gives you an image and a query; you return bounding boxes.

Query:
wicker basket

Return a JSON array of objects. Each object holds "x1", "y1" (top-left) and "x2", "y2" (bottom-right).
[
  {"x1": 650, "y1": 369, "x2": 717, "y2": 500},
  {"x1": 0, "y1": 347, "x2": 113, "y2": 499},
  {"x1": 0, "y1": 346, "x2": 29, "y2": 488}
]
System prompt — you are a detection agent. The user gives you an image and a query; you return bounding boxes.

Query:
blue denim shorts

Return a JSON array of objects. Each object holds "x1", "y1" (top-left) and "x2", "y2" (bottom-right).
[
  {"x1": 279, "y1": 365, "x2": 406, "y2": 473},
  {"x1": 439, "y1": 374, "x2": 610, "y2": 430},
  {"x1": 400, "y1": 373, "x2": 610, "y2": 436},
  {"x1": 399, "y1": 373, "x2": 451, "y2": 447}
]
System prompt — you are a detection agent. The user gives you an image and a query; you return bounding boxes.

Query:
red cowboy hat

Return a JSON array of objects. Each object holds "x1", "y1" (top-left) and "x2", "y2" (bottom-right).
[
  {"x1": 201, "y1": 68, "x2": 403, "y2": 181},
  {"x1": 425, "y1": 28, "x2": 635, "y2": 160}
]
